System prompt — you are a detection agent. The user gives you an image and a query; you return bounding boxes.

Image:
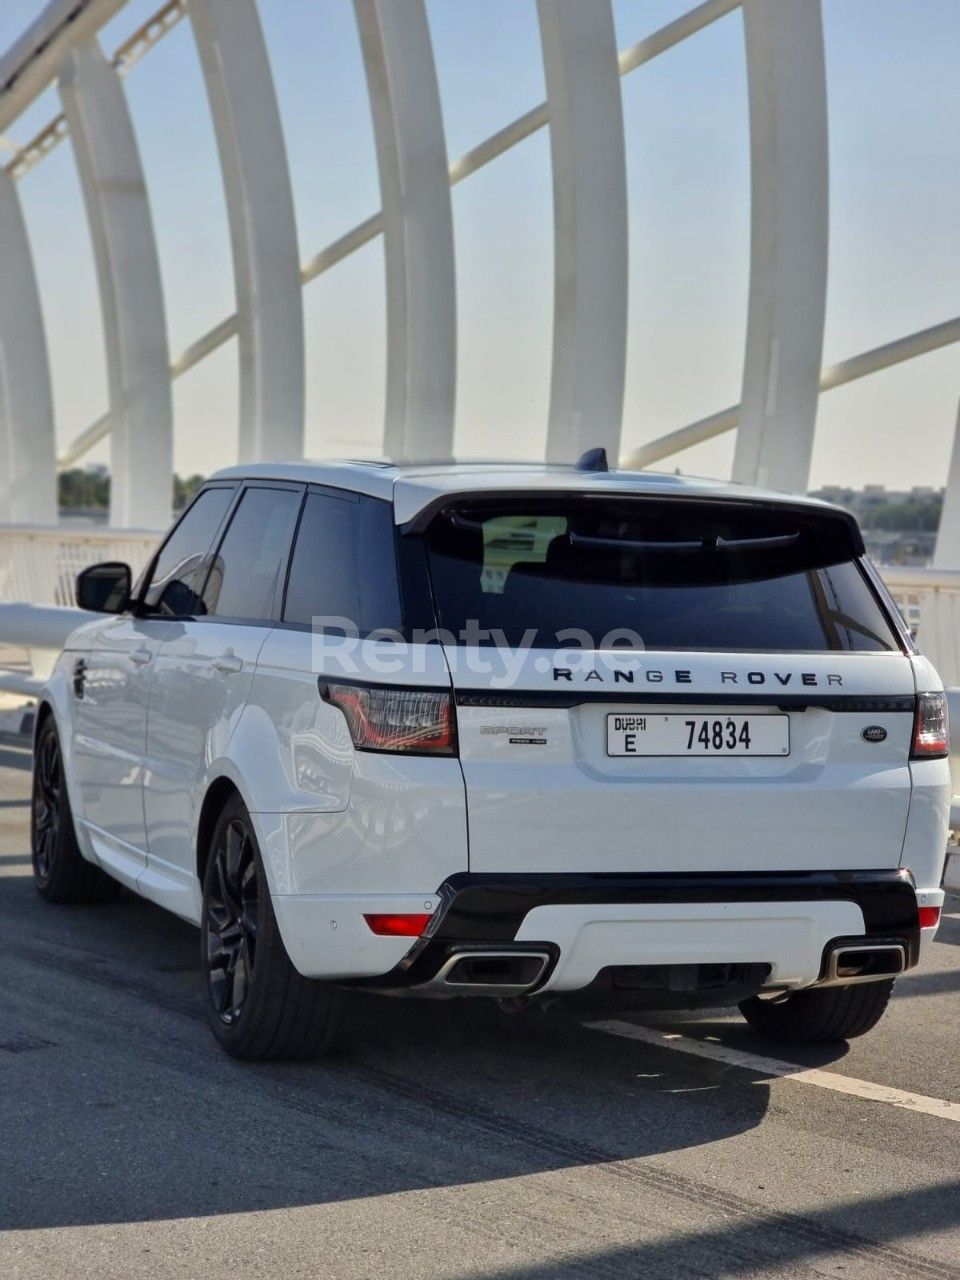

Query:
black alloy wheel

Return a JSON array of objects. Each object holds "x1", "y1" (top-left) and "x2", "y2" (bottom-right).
[
  {"x1": 32, "y1": 727, "x2": 61, "y2": 885},
  {"x1": 200, "y1": 793, "x2": 341, "y2": 1060},
  {"x1": 205, "y1": 816, "x2": 259, "y2": 1025}
]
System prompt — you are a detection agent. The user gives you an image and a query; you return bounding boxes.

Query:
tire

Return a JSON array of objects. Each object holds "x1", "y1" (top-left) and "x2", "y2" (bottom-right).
[
  {"x1": 200, "y1": 794, "x2": 340, "y2": 1061},
  {"x1": 739, "y1": 979, "x2": 895, "y2": 1045},
  {"x1": 31, "y1": 717, "x2": 121, "y2": 905}
]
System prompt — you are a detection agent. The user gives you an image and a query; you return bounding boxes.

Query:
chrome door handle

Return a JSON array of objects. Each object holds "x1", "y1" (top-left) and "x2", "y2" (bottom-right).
[
  {"x1": 130, "y1": 648, "x2": 153, "y2": 667},
  {"x1": 211, "y1": 654, "x2": 242, "y2": 674}
]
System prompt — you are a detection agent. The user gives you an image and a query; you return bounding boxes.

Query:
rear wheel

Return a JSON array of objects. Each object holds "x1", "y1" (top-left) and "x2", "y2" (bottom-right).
[
  {"x1": 201, "y1": 794, "x2": 340, "y2": 1061},
  {"x1": 32, "y1": 718, "x2": 121, "y2": 904},
  {"x1": 739, "y1": 979, "x2": 895, "y2": 1044}
]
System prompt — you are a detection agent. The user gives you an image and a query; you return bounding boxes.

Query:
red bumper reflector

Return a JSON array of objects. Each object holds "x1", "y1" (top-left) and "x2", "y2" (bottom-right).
[
  {"x1": 364, "y1": 913, "x2": 432, "y2": 937},
  {"x1": 918, "y1": 906, "x2": 941, "y2": 929}
]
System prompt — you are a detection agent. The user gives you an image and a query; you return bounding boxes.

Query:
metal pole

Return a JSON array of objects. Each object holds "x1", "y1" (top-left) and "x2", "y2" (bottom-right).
[{"x1": 934, "y1": 400, "x2": 960, "y2": 570}]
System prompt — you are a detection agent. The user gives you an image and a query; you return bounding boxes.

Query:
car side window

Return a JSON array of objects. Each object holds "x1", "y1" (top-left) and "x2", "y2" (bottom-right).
[
  {"x1": 283, "y1": 492, "x2": 402, "y2": 634},
  {"x1": 198, "y1": 486, "x2": 302, "y2": 621},
  {"x1": 143, "y1": 486, "x2": 235, "y2": 616},
  {"x1": 283, "y1": 491, "x2": 359, "y2": 631}
]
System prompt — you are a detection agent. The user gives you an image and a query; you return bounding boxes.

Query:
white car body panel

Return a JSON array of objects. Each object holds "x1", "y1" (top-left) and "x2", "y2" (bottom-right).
[
  {"x1": 454, "y1": 648, "x2": 920, "y2": 877},
  {"x1": 269, "y1": 893, "x2": 441, "y2": 981},
  {"x1": 516, "y1": 900, "x2": 867, "y2": 992},
  {"x1": 141, "y1": 618, "x2": 269, "y2": 917},
  {"x1": 68, "y1": 615, "x2": 172, "y2": 885},
  {"x1": 242, "y1": 632, "x2": 467, "y2": 900}
]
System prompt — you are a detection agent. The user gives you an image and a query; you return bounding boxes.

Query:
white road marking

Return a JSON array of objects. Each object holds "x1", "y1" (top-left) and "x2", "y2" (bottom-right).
[{"x1": 587, "y1": 1019, "x2": 960, "y2": 1124}]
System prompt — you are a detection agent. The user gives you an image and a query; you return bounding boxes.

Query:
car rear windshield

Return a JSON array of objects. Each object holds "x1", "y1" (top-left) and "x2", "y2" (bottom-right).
[{"x1": 420, "y1": 496, "x2": 901, "y2": 653}]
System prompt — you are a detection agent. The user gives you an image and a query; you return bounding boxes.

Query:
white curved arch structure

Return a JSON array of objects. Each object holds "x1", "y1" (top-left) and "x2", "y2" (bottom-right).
[
  {"x1": 0, "y1": 0, "x2": 957, "y2": 545},
  {"x1": 188, "y1": 0, "x2": 305, "y2": 463},
  {"x1": 0, "y1": 169, "x2": 56, "y2": 524},
  {"x1": 734, "y1": 0, "x2": 829, "y2": 493},
  {"x1": 354, "y1": 0, "x2": 457, "y2": 462},
  {"x1": 59, "y1": 37, "x2": 172, "y2": 529},
  {"x1": 537, "y1": 0, "x2": 628, "y2": 463}
]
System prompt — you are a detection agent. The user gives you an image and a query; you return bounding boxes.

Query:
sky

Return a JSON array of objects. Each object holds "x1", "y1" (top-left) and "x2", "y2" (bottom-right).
[{"x1": 1, "y1": 0, "x2": 959, "y2": 491}]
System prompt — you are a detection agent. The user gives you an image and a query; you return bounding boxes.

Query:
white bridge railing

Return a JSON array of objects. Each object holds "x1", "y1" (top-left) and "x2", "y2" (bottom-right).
[
  {"x1": 0, "y1": 526, "x2": 159, "y2": 696},
  {"x1": 0, "y1": 525, "x2": 159, "y2": 608},
  {"x1": 882, "y1": 568, "x2": 960, "y2": 690}
]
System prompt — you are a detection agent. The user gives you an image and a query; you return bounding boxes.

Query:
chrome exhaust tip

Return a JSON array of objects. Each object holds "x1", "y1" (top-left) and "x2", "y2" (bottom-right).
[
  {"x1": 423, "y1": 949, "x2": 552, "y2": 997},
  {"x1": 819, "y1": 942, "x2": 906, "y2": 988}
]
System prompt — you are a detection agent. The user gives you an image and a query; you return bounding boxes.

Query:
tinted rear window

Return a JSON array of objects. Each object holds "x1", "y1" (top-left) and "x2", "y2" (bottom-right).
[
  {"x1": 421, "y1": 498, "x2": 900, "y2": 653},
  {"x1": 283, "y1": 492, "x2": 402, "y2": 634}
]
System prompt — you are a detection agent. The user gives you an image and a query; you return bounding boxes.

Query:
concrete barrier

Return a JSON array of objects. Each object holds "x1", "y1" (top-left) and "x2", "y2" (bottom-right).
[
  {"x1": 0, "y1": 603, "x2": 97, "y2": 649},
  {"x1": 0, "y1": 603, "x2": 104, "y2": 696}
]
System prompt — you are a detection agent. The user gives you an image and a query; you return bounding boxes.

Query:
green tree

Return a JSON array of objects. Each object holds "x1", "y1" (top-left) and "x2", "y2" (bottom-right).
[
  {"x1": 174, "y1": 473, "x2": 206, "y2": 511},
  {"x1": 861, "y1": 500, "x2": 942, "y2": 533},
  {"x1": 58, "y1": 467, "x2": 109, "y2": 510},
  {"x1": 58, "y1": 468, "x2": 208, "y2": 515}
]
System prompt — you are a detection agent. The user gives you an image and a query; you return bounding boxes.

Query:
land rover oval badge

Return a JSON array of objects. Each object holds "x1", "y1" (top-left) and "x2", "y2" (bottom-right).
[{"x1": 862, "y1": 726, "x2": 887, "y2": 743}]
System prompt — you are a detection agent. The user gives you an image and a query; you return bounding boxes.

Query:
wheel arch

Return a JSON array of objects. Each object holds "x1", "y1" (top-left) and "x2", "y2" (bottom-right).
[
  {"x1": 32, "y1": 682, "x2": 84, "y2": 840},
  {"x1": 196, "y1": 776, "x2": 242, "y2": 885},
  {"x1": 33, "y1": 699, "x2": 55, "y2": 746},
  {"x1": 32, "y1": 663, "x2": 76, "y2": 755}
]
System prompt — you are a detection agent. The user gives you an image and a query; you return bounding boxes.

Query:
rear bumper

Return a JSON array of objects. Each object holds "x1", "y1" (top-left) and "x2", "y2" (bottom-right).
[{"x1": 367, "y1": 869, "x2": 923, "y2": 999}]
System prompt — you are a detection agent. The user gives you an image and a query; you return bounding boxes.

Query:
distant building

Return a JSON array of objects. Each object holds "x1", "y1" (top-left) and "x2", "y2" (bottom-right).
[{"x1": 810, "y1": 485, "x2": 944, "y2": 567}]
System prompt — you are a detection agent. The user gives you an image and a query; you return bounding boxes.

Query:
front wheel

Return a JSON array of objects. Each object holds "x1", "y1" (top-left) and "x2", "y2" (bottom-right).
[
  {"x1": 739, "y1": 979, "x2": 895, "y2": 1044},
  {"x1": 200, "y1": 795, "x2": 340, "y2": 1061}
]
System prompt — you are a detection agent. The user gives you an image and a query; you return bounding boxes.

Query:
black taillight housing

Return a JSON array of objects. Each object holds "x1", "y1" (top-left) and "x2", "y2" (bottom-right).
[
  {"x1": 320, "y1": 681, "x2": 457, "y2": 756},
  {"x1": 911, "y1": 692, "x2": 949, "y2": 759}
]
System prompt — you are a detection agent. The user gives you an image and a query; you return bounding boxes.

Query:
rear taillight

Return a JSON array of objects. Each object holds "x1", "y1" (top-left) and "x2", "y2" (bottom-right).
[
  {"x1": 911, "y1": 692, "x2": 949, "y2": 759},
  {"x1": 321, "y1": 681, "x2": 456, "y2": 755}
]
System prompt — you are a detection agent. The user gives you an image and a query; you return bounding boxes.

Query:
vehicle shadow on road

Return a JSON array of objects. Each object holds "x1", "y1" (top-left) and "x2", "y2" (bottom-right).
[
  {"x1": 5, "y1": 849, "x2": 959, "y2": 1277},
  {"x1": 0, "y1": 855, "x2": 789, "y2": 1235},
  {"x1": 636, "y1": 1010, "x2": 853, "y2": 1069},
  {"x1": 894, "y1": 966, "x2": 960, "y2": 998},
  {"x1": 926, "y1": 900, "x2": 960, "y2": 949},
  {"x1": 445, "y1": 1179, "x2": 960, "y2": 1280}
]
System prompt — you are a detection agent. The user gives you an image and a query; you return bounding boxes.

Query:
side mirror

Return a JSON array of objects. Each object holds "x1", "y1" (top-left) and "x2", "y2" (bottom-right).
[{"x1": 76, "y1": 562, "x2": 132, "y2": 614}]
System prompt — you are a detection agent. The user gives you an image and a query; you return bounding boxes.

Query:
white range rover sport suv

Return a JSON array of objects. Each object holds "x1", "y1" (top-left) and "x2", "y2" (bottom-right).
[{"x1": 32, "y1": 456, "x2": 951, "y2": 1060}]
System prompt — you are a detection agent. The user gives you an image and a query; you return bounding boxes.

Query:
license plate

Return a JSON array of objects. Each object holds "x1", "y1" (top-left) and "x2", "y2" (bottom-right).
[{"x1": 606, "y1": 712, "x2": 790, "y2": 757}]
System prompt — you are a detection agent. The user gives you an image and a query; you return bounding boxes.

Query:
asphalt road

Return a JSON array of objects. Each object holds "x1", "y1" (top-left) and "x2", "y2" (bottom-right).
[{"x1": 3, "y1": 730, "x2": 960, "y2": 1280}]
